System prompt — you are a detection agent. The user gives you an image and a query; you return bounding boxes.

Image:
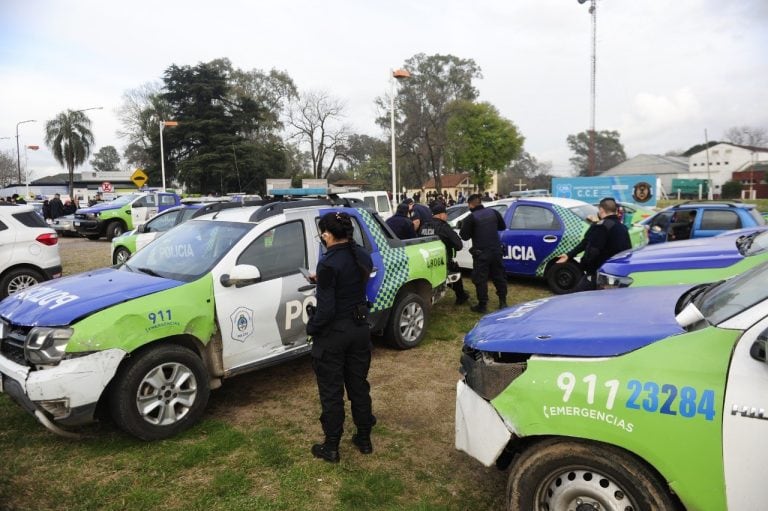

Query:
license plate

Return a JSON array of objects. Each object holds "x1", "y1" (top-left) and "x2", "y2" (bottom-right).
[{"x1": 74, "y1": 222, "x2": 80, "y2": 226}]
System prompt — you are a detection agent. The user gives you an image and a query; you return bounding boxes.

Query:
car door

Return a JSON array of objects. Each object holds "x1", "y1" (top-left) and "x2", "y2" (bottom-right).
[
  {"x1": 722, "y1": 314, "x2": 768, "y2": 510},
  {"x1": 131, "y1": 194, "x2": 157, "y2": 226},
  {"x1": 0, "y1": 218, "x2": 15, "y2": 269},
  {"x1": 647, "y1": 211, "x2": 674, "y2": 243},
  {"x1": 695, "y1": 209, "x2": 741, "y2": 238},
  {"x1": 212, "y1": 218, "x2": 312, "y2": 371},
  {"x1": 501, "y1": 203, "x2": 562, "y2": 276},
  {"x1": 135, "y1": 209, "x2": 183, "y2": 252}
]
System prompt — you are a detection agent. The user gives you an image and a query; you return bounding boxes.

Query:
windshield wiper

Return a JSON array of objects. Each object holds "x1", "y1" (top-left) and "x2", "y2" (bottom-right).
[{"x1": 136, "y1": 267, "x2": 163, "y2": 278}]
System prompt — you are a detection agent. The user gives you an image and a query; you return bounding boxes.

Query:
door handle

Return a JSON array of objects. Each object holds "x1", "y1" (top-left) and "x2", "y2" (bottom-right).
[{"x1": 542, "y1": 235, "x2": 559, "y2": 243}]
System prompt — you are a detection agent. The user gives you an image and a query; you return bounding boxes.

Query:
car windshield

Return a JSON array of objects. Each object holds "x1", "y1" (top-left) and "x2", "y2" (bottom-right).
[
  {"x1": 121, "y1": 219, "x2": 252, "y2": 281},
  {"x1": 693, "y1": 260, "x2": 768, "y2": 324},
  {"x1": 108, "y1": 194, "x2": 141, "y2": 207},
  {"x1": 569, "y1": 204, "x2": 599, "y2": 221}
]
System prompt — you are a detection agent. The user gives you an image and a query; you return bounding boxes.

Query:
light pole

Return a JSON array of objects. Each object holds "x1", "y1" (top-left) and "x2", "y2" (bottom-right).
[
  {"x1": 159, "y1": 120, "x2": 178, "y2": 192},
  {"x1": 390, "y1": 68, "x2": 411, "y2": 206},
  {"x1": 74, "y1": 106, "x2": 103, "y2": 114},
  {"x1": 16, "y1": 119, "x2": 36, "y2": 183},
  {"x1": 577, "y1": 0, "x2": 597, "y2": 175}
]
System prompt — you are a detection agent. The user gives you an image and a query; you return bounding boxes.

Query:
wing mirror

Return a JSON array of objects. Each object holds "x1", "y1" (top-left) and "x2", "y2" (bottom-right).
[{"x1": 220, "y1": 264, "x2": 262, "y2": 288}]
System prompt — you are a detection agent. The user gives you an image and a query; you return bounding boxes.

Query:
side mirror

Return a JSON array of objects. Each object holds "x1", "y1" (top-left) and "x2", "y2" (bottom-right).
[
  {"x1": 137, "y1": 224, "x2": 147, "y2": 233},
  {"x1": 220, "y1": 264, "x2": 262, "y2": 288},
  {"x1": 457, "y1": 220, "x2": 464, "y2": 230},
  {"x1": 750, "y1": 337, "x2": 768, "y2": 363}
]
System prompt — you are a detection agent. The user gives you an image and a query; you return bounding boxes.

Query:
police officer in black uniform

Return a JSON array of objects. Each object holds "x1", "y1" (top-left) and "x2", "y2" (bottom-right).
[
  {"x1": 459, "y1": 193, "x2": 508, "y2": 312},
  {"x1": 307, "y1": 211, "x2": 375, "y2": 463},
  {"x1": 556, "y1": 197, "x2": 631, "y2": 291},
  {"x1": 419, "y1": 202, "x2": 470, "y2": 305}
]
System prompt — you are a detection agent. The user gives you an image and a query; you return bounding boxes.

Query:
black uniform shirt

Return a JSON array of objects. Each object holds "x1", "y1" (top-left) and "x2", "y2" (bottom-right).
[
  {"x1": 459, "y1": 204, "x2": 505, "y2": 252},
  {"x1": 419, "y1": 217, "x2": 463, "y2": 259},
  {"x1": 578, "y1": 214, "x2": 631, "y2": 273},
  {"x1": 307, "y1": 242, "x2": 372, "y2": 336}
]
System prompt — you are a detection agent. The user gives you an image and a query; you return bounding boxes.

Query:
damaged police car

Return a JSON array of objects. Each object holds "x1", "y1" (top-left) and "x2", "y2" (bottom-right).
[
  {"x1": 0, "y1": 198, "x2": 450, "y2": 440},
  {"x1": 456, "y1": 260, "x2": 768, "y2": 510}
]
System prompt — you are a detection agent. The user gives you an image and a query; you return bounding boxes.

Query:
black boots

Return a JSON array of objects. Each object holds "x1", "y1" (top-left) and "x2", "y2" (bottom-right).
[
  {"x1": 499, "y1": 298, "x2": 508, "y2": 309},
  {"x1": 470, "y1": 302, "x2": 487, "y2": 313},
  {"x1": 352, "y1": 429, "x2": 373, "y2": 454},
  {"x1": 311, "y1": 437, "x2": 340, "y2": 463},
  {"x1": 455, "y1": 292, "x2": 470, "y2": 305}
]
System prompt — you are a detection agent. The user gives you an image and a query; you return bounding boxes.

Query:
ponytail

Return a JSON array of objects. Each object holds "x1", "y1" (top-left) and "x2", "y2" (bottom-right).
[{"x1": 318, "y1": 211, "x2": 370, "y2": 283}]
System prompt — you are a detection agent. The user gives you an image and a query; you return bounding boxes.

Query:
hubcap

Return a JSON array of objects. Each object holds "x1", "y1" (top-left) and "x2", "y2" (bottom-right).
[
  {"x1": 116, "y1": 249, "x2": 130, "y2": 264},
  {"x1": 136, "y1": 362, "x2": 198, "y2": 426},
  {"x1": 536, "y1": 467, "x2": 637, "y2": 511},
  {"x1": 398, "y1": 301, "x2": 424, "y2": 343},
  {"x1": 8, "y1": 275, "x2": 39, "y2": 294}
]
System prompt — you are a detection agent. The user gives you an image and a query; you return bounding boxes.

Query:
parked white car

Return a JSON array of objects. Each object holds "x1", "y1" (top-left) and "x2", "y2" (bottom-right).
[{"x1": 0, "y1": 204, "x2": 62, "y2": 298}]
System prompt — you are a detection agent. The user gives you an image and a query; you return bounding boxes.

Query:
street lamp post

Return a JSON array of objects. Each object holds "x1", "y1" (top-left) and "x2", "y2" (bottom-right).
[
  {"x1": 16, "y1": 119, "x2": 36, "y2": 183},
  {"x1": 390, "y1": 68, "x2": 411, "y2": 207},
  {"x1": 159, "y1": 120, "x2": 178, "y2": 192}
]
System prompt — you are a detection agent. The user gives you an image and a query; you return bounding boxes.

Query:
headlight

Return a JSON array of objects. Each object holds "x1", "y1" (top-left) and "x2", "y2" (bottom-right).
[
  {"x1": 596, "y1": 272, "x2": 633, "y2": 289},
  {"x1": 24, "y1": 327, "x2": 74, "y2": 365}
]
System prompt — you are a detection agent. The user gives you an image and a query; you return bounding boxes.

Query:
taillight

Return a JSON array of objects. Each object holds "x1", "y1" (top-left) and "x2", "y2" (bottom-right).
[{"x1": 36, "y1": 232, "x2": 59, "y2": 246}]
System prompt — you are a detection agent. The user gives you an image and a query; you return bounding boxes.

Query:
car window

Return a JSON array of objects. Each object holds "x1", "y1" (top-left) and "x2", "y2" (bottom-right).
[
  {"x1": 134, "y1": 195, "x2": 156, "y2": 207},
  {"x1": 12, "y1": 211, "x2": 48, "y2": 228},
  {"x1": 363, "y1": 197, "x2": 376, "y2": 210},
  {"x1": 569, "y1": 204, "x2": 599, "y2": 221},
  {"x1": 696, "y1": 261, "x2": 768, "y2": 324},
  {"x1": 376, "y1": 196, "x2": 390, "y2": 214},
  {"x1": 650, "y1": 211, "x2": 674, "y2": 230},
  {"x1": 238, "y1": 221, "x2": 307, "y2": 281},
  {"x1": 159, "y1": 195, "x2": 177, "y2": 206},
  {"x1": 700, "y1": 210, "x2": 740, "y2": 230},
  {"x1": 749, "y1": 209, "x2": 766, "y2": 225},
  {"x1": 0, "y1": 220, "x2": 7, "y2": 231},
  {"x1": 180, "y1": 208, "x2": 200, "y2": 222},
  {"x1": 315, "y1": 216, "x2": 369, "y2": 251},
  {"x1": 146, "y1": 210, "x2": 181, "y2": 232},
  {"x1": 491, "y1": 204, "x2": 508, "y2": 216},
  {"x1": 509, "y1": 205, "x2": 559, "y2": 230}
]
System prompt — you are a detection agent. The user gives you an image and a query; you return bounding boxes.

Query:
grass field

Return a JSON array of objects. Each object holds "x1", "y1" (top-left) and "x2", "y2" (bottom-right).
[{"x1": 0, "y1": 238, "x2": 552, "y2": 511}]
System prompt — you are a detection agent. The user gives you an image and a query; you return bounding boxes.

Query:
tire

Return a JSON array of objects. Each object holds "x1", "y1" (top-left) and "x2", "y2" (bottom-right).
[
  {"x1": 506, "y1": 438, "x2": 679, "y2": 511},
  {"x1": 0, "y1": 268, "x2": 45, "y2": 298},
  {"x1": 385, "y1": 292, "x2": 428, "y2": 350},
  {"x1": 105, "y1": 221, "x2": 125, "y2": 241},
  {"x1": 109, "y1": 344, "x2": 210, "y2": 441},
  {"x1": 113, "y1": 247, "x2": 132, "y2": 265},
  {"x1": 545, "y1": 261, "x2": 582, "y2": 294}
]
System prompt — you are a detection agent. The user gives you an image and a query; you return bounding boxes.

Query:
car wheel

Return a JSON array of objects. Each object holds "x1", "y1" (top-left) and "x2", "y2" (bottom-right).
[
  {"x1": 105, "y1": 221, "x2": 125, "y2": 241},
  {"x1": 109, "y1": 344, "x2": 210, "y2": 441},
  {"x1": 545, "y1": 261, "x2": 583, "y2": 294},
  {"x1": 506, "y1": 438, "x2": 679, "y2": 511},
  {"x1": 0, "y1": 268, "x2": 45, "y2": 298},
  {"x1": 385, "y1": 292, "x2": 428, "y2": 350},
  {"x1": 113, "y1": 247, "x2": 132, "y2": 265}
]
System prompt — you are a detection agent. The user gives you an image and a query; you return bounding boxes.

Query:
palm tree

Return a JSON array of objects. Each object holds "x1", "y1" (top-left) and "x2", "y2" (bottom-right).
[{"x1": 44, "y1": 110, "x2": 95, "y2": 198}]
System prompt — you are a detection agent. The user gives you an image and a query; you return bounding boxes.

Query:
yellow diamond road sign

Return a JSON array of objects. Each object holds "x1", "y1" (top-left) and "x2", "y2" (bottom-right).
[{"x1": 131, "y1": 169, "x2": 148, "y2": 188}]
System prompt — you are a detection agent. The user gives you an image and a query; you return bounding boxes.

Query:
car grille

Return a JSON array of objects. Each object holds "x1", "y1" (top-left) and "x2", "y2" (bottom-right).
[
  {"x1": 460, "y1": 346, "x2": 527, "y2": 401},
  {"x1": 0, "y1": 323, "x2": 31, "y2": 366}
]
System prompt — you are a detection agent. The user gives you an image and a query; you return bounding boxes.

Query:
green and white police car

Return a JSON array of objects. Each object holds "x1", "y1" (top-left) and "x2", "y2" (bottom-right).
[
  {"x1": 456, "y1": 260, "x2": 768, "y2": 510},
  {"x1": 0, "y1": 199, "x2": 450, "y2": 440}
]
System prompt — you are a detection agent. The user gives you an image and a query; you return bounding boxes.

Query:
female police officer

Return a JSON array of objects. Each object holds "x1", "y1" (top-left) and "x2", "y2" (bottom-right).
[{"x1": 307, "y1": 211, "x2": 375, "y2": 463}]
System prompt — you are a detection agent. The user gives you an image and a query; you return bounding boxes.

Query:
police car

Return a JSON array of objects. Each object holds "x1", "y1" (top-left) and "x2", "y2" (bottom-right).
[
  {"x1": 598, "y1": 226, "x2": 768, "y2": 288},
  {"x1": 453, "y1": 197, "x2": 648, "y2": 293},
  {"x1": 456, "y1": 260, "x2": 768, "y2": 510},
  {"x1": 0, "y1": 197, "x2": 449, "y2": 440}
]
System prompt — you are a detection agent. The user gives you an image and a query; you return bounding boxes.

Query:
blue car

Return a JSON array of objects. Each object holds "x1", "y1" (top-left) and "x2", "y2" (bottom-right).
[
  {"x1": 598, "y1": 226, "x2": 768, "y2": 288},
  {"x1": 641, "y1": 201, "x2": 765, "y2": 244}
]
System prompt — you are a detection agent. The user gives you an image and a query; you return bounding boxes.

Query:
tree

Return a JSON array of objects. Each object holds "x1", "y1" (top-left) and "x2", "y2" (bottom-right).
[
  {"x1": 376, "y1": 53, "x2": 482, "y2": 192},
  {"x1": 566, "y1": 130, "x2": 626, "y2": 176},
  {"x1": 723, "y1": 126, "x2": 768, "y2": 147},
  {"x1": 336, "y1": 134, "x2": 391, "y2": 189},
  {"x1": 722, "y1": 179, "x2": 742, "y2": 199},
  {"x1": 287, "y1": 90, "x2": 349, "y2": 179},
  {"x1": 500, "y1": 151, "x2": 553, "y2": 195},
  {"x1": 90, "y1": 146, "x2": 121, "y2": 172},
  {"x1": 445, "y1": 101, "x2": 524, "y2": 191},
  {"x1": 0, "y1": 150, "x2": 16, "y2": 187},
  {"x1": 44, "y1": 109, "x2": 95, "y2": 197}
]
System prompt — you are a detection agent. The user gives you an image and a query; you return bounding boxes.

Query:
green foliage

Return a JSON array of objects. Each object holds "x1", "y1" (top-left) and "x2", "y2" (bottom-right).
[
  {"x1": 336, "y1": 134, "x2": 391, "y2": 189},
  {"x1": 90, "y1": 145, "x2": 121, "y2": 172},
  {"x1": 377, "y1": 53, "x2": 482, "y2": 191},
  {"x1": 721, "y1": 179, "x2": 743, "y2": 199},
  {"x1": 44, "y1": 109, "x2": 95, "y2": 196},
  {"x1": 499, "y1": 151, "x2": 553, "y2": 195},
  {"x1": 566, "y1": 130, "x2": 626, "y2": 176},
  {"x1": 445, "y1": 100, "x2": 524, "y2": 191}
]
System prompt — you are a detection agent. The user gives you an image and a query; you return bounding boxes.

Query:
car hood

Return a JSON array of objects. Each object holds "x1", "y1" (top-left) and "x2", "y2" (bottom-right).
[
  {"x1": 0, "y1": 267, "x2": 183, "y2": 326},
  {"x1": 600, "y1": 235, "x2": 743, "y2": 276},
  {"x1": 464, "y1": 286, "x2": 688, "y2": 357},
  {"x1": 76, "y1": 202, "x2": 124, "y2": 214}
]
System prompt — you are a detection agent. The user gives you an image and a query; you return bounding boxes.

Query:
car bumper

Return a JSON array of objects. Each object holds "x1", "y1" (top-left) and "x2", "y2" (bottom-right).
[
  {"x1": 455, "y1": 380, "x2": 512, "y2": 466},
  {"x1": 74, "y1": 219, "x2": 100, "y2": 235},
  {"x1": 43, "y1": 264, "x2": 63, "y2": 280},
  {"x1": 0, "y1": 348, "x2": 126, "y2": 431}
]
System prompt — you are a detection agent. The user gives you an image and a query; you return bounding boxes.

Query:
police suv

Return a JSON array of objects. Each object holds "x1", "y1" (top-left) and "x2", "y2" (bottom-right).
[{"x1": 0, "y1": 196, "x2": 449, "y2": 440}]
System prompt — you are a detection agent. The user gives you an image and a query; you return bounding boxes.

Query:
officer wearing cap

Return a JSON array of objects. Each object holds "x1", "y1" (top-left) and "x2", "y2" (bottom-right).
[
  {"x1": 418, "y1": 202, "x2": 470, "y2": 305},
  {"x1": 459, "y1": 193, "x2": 508, "y2": 312},
  {"x1": 385, "y1": 203, "x2": 417, "y2": 239}
]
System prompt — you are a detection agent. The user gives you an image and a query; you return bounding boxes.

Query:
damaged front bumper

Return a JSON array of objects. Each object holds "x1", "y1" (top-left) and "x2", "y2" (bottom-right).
[
  {"x1": 455, "y1": 380, "x2": 513, "y2": 467},
  {"x1": 0, "y1": 349, "x2": 126, "y2": 436}
]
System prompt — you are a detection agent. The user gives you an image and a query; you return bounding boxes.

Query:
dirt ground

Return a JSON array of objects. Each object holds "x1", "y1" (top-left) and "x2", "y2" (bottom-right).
[{"x1": 54, "y1": 236, "x2": 508, "y2": 506}]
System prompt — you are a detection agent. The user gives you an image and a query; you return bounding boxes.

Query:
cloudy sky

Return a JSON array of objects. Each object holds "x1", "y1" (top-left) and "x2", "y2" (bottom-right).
[{"x1": 1, "y1": 0, "x2": 767, "y2": 182}]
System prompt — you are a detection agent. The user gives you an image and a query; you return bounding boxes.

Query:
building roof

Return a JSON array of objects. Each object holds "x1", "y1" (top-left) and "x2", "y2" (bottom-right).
[
  {"x1": 422, "y1": 172, "x2": 471, "y2": 188},
  {"x1": 602, "y1": 154, "x2": 689, "y2": 176}
]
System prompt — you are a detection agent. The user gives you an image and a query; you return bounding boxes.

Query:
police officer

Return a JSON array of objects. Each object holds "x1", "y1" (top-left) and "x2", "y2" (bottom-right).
[
  {"x1": 556, "y1": 197, "x2": 631, "y2": 290},
  {"x1": 385, "y1": 203, "x2": 417, "y2": 239},
  {"x1": 307, "y1": 211, "x2": 375, "y2": 463},
  {"x1": 419, "y1": 202, "x2": 470, "y2": 305},
  {"x1": 459, "y1": 193, "x2": 507, "y2": 312}
]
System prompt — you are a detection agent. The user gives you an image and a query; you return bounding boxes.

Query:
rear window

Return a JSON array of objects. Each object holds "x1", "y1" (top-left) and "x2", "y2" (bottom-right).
[
  {"x1": 13, "y1": 211, "x2": 48, "y2": 228},
  {"x1": 700, "y1": 210, "x2": 740, "y2": 230}
]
